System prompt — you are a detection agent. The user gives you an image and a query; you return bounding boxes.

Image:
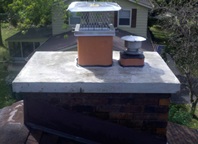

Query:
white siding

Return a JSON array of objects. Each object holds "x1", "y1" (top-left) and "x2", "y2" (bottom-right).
[
  {"x1": 52, "y1": 1, "x2": 73, "y2": 35},
  {"x1": 115, "y1": 0, "x2": 149, "y2": 38}
]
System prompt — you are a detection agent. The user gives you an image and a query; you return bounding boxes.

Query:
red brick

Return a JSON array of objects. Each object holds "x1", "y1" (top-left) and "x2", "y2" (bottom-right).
[
  {"x1": 143, "y1": 120, "x2": 167, "y2": 128},
  {"x1": 134, "y1": 113, "x2": 158, "y2": 120},
  {"x1": 159, "y1": 113, "x2": 169, "y2": 120},
  {"x1": 144, "y1": 105, "x2": 169, "y2": 113},
  {"x1": 130, "y1": 105, "x2": 144, "y2": 113},
  {"x1": 159, "y1": 99, "x2": 170, "y2": 106},
  {"x1": 92, "y1": 112, "x2": 109, "y2": 120},
  {"x1": 134, "y1": 98, "x2": 159, "y2": 105},
  {"x1": 129, "y1": 120, "x2": 143, "y2": 128},
  {"x1": 96, "y1": 105, "x2": 122, "y2": 113},
  {"x1": 25, "y1": 93, "x2": 171, "y2": 137},
  {"x1": 156, "y1": 128, "x2": 167, "y2": 136},
  {"x1": 110, "y1": 112, "x2": 133, "y2": 120}
]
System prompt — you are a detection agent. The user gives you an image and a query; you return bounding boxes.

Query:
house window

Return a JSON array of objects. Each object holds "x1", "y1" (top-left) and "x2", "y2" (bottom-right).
[
  {"x1": 118, "y1": 9, "x2": 131, "y2": 26},
  {"x1": 69, "y1": 12, "x2": 81, "y2": 25},
  {"x1": 9, "y1": 42, "x2": 22, "y2": 57},
  {"x1": 22, "y1": 42, "x2": 34, "y2": 57},
  {"x1": 9, "y1": 41, "x2": 41, "y2": 59}
]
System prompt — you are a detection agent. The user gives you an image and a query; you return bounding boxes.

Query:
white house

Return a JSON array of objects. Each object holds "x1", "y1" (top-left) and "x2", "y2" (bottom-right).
[{"x1": 52, "y1": 0, "x2": 153, "y2": 37}]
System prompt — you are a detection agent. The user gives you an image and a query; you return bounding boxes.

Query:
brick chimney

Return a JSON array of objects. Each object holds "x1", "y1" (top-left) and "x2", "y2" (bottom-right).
[
  {"x1": 12, "y1": 52, "x2": 180, "y2": 143},
  {"x1": 12, "y1": 1, "x2": 180, "y2": 144}
]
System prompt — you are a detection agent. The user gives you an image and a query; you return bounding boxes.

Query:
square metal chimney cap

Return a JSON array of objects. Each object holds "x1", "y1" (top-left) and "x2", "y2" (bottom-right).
[{"x1": 67, "y1": 1, "x2": 121, "y2": 12}]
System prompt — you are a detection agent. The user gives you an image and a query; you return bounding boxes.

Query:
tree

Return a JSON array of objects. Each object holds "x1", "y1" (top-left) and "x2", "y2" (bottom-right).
[
  {"x1": 0, "y1": 14, "x2": 5, "y2": 46},
  {"x1": 151, "y1": 0, "x2": 198, "y2": 116},
  {"x1": 0, "y1": 0, "x2": 13, "y2": 47},
  {"x1": 8, "y1": 0, "x2": 58, "y2": 30},
  {"x1": 0, "y1": 0, "x2": 65, "y2": 46}
]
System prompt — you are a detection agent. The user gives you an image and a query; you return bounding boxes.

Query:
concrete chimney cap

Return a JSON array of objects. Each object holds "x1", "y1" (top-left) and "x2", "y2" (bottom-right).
[{"x1": 121, "y1": 35, "x2": 146, "y2": 42}]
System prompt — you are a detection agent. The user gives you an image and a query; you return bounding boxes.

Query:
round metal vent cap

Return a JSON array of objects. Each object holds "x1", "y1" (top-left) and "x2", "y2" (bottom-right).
[{"x1": 121, "y1": 35, "x2": 146, "y2": 42}]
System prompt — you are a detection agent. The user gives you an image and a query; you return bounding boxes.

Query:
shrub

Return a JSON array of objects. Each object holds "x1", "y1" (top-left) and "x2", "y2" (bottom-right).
[{"x1": 169, "y1": 104, "x2": 192, "y2": 126}]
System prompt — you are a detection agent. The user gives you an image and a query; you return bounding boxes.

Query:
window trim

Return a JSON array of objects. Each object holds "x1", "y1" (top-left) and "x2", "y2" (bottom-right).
[
  {"x1": 69, "y1": 12, "x2": 81, "y2": 26},
  {"x1": 118, "y1": 9, "x2": 131, "y2": 27}
]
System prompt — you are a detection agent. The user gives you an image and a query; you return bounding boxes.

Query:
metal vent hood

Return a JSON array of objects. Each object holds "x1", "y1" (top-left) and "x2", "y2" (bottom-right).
[{"x1": 121, "y1": 35, "x2": 146, "y2": 52}]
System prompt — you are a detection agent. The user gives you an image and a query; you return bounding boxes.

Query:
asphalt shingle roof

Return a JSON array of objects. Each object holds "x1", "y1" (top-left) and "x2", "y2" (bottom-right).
[
  {"x1": 37, "y1": 29, "x2": 154, "y2": 52},
  {"x1": 5, "y1": 27, "x2": 52, "y2": 42}
]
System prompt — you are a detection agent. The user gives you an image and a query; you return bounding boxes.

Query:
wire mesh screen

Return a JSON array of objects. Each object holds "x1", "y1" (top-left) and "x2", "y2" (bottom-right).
[{"x1": 80, "y1": 12, "x2": 112, "y2": 31}]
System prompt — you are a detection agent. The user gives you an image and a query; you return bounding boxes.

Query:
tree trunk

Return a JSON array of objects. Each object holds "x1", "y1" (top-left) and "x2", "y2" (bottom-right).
[
  {"x1": 185, "y1": 71, "x2": 198, "y2": 116},
  {"x1": 185, "y1": 71, "x2": 194, "y2": 101},
  {"x1": 190, "y1": 96, "x2": 198, "y2": 116},
  {"x1": 0, "y1": 21, "x2": 4, "y2": 47}
]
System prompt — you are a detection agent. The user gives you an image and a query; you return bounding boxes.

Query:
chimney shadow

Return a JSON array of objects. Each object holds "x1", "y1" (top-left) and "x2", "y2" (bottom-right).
[{"x1": 79, "y1": 59, "x2": 166, "y2": 84}]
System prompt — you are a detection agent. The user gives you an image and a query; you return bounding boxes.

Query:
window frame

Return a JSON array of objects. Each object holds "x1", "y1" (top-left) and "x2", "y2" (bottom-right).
[
  {"x1": 8, "y1": 41, "x2": 41, "y2": 59},
  {"x1": 69, "y1": 12, "x2": 81, "y2": 26},
  {"x1": 118, "y1": 9, "x2": 131, "y2": 27}
]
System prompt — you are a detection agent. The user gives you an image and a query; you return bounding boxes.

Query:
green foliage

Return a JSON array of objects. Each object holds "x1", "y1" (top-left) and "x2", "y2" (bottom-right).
[
  {"x1": 0, "y1": 45, "x2": 15, "y2": 108},
  {"x1": 169, "y1": 104, "x2": 198, "y2": 129},
  {"x1": 1, "y1": 23, "x2": 18, "y2": 47},
  {"x1": 153, "y1": 0, "x2": 198, "y2": 75},
  {"x1": 0, "y1": 0, "x2": 13, "y2": 13},
  {"x1": 0, "y1": 23, "x2": 18, "y2": 108},
  {"x1": 8, "y1": 0, "x2": 67, "y2": 30},
  {"x1": 169, "y1": 104, "x2": 192, "y2": 125},
  {"x1": 0, "y1": 64, "x2": 15, "y2": 108},
  {"x1": 149, "y1": 25, "x2": 168, "y2": 45},
  {"x1": 151, "y1": 0, "x2": 198, "y2": 116}
]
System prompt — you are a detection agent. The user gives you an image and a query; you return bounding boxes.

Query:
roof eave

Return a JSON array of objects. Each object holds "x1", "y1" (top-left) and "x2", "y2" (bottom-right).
[{"x1": 129, "y1": 0, "x2": 154, "y2": 9}]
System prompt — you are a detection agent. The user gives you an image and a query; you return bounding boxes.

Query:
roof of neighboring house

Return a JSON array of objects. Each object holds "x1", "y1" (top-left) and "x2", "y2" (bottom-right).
[
  {"x1": 37, "y1": 29, "x2": 154, "y2": 52},
  {"x1": 1, "y1": 101, "x2": 198, "y2": 144},
  {"x1": 5, "y1": 27, "x2": 52, "y2": 42},
  {"x1": 37, "y1": 31, "x2": 76, "y2": 51},
  {"x1": 129, "y1": 0, "x2": 153, "y2": 9},
  {"x1": 167, "y1": 122, "x2": 198, "y2": 144}
]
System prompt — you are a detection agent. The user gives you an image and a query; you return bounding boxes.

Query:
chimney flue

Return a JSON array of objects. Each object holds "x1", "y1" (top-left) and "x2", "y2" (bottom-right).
[
  {"x1": 119, "y1": 35, "x2": 146, "y2": 67},
  {"x1": 67, "y1": 1, "x2": 121, "y2": 66}
]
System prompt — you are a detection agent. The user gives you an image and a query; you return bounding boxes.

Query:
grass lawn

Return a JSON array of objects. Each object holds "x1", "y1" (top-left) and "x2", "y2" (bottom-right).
[{"x1": 0, "y1": 23, "x2": 18, "y2": 108}]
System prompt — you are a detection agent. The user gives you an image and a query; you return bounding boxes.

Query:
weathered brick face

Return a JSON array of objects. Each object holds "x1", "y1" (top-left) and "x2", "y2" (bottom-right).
[{"x1": 24, "y1": 93, "x2": 170, "y2": 138}]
